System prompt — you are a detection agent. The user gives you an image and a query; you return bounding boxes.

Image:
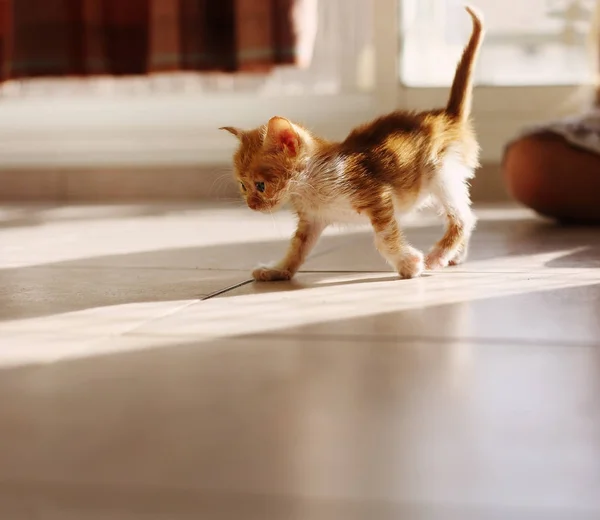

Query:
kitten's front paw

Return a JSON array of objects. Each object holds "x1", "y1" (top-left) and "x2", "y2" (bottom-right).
[
  {"x1": 252, "y1": 265, "x2": 293, "y2": 282},
  {"x1": 396, "y1": 248, "x2": 424, "y2": 279}
]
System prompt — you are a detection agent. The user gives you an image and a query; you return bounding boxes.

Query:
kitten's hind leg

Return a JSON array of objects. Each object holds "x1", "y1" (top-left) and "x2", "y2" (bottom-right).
[
  {"x1": 364, "y1": 197, "x2": 424, "y2": 279},
  {"x1": 426, "y1": 167, "x2": 477, "y2": 270},
  {"x1": 448, "y1": 238, "x2": 469, "y2": 266}
]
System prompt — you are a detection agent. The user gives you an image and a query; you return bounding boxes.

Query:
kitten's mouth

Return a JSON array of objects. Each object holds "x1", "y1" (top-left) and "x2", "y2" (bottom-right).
[
  {"x1": 257, "y1": 204, "x2": 278, "y2": 213},
  {"x1": 248, "y1": 199, "x2": 277, "y2": 212}
]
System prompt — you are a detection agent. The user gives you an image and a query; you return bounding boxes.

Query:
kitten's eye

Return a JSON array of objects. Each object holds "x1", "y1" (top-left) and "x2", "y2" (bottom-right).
[
  {"x1": 240, "y1": 182, "x2": 246, "y2": 191},
  {"x1": 255, "y1": 182, "x2": 265, "y2": 193}
]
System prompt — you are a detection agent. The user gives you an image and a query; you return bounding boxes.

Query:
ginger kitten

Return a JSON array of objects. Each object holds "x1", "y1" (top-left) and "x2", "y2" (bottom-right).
[{"x1": 222, "y1": 6, "x2": 484, "y2": 282}]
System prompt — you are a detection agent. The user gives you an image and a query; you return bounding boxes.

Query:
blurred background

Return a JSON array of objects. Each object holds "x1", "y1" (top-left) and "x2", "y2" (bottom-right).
[{"x1": 0, "y1": 0, "x2": 597, "y2": 202}]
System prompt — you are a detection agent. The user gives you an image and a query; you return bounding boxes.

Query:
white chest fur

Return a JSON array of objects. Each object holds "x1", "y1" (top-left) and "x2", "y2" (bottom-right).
[
  {"x1": 315, "y1": 198, "x2": 368, "y2": 224},
  {"x1": 290, "y1": 192, "x2": 366, "y2": 224}
]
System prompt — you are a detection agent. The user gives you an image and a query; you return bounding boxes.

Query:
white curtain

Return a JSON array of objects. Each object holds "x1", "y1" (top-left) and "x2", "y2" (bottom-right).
[{"x1": 592, "y1": 0, "x2": 600, "y2": 104}]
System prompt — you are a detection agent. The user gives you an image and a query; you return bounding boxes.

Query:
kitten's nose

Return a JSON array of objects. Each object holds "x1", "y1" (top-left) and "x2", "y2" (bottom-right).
[{"x1": 247, "y1": 197, "x2": 260, "y2": 211}]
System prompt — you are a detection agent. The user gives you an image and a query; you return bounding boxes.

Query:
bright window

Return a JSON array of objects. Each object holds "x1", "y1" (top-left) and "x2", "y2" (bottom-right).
[{"x1": 400, "y1": 0, "x2": 597, "y2": 86}]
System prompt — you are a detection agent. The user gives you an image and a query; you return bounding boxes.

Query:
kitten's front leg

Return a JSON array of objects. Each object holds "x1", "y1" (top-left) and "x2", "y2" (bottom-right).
[
  {"x1": 365, "y1": 199, "x2": 424, "y2": 279},
  {"x1": 253, "y1": 217, "x2": 326, "y2": 282}
]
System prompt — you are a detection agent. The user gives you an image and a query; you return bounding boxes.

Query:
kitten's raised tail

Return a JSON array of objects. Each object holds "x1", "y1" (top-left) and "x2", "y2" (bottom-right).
[{"x1": 445, "y1": 6, "x2": 484, "y2": 123}]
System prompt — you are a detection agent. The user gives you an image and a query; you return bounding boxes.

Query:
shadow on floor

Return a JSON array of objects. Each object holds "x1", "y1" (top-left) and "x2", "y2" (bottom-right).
[{"x1": 0, "y1": 214, "x2": 598, "y2": 323}]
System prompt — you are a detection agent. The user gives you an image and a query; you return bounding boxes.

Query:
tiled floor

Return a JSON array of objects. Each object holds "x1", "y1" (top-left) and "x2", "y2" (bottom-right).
[{"x1": 1, "y1": 203, "x2": 600, "y2": 519}]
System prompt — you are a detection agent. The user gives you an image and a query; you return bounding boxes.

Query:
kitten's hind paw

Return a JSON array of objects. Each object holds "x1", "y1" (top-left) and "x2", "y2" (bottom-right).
[
  {"x1": 252, "y1": 265, "x2": 293, "y2": 282},
  {"x1": 396, "y1": 248, "x2": 424, "y2": 279},
  {"x1": 425, "y1": 249, "x2": 450, "y2": 270},
  {"x1": 448, "y1": 256, "x2": 464, "y2": 267},
  {"x1": 448, "y1": 248, "x2": 468, "y2": 267}
]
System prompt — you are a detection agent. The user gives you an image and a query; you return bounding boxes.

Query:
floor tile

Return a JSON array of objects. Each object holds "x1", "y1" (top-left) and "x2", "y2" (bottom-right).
[
  {"x1": 133, "y1": 270, "x2": 600, "y2": 344},
  {"x1": 0, "y1": 300, "x2": 196, "y2": 337},
  {"x1": 0, "y1": 333, "x2": 111, "y2": 367},
  {"x1": 0, "y1": 266, "x2": 254, "y2": 338},
  {"x1": 0, "y1": 203, "x2": 345, "y2": 271},
  {"x1": 0, "y1": 335, "x2": 598, "y2": 517},
  {"x1": 0, "y1": 267, "x2": 250, "y2": 323},
  {"x1": 2, "y1": 202, "x2": 600, "y2": 519},
  {"x1": 7, "y1": 204, "x2": 592, "y2": 276},
  {"x1": 0, "y1": 488, "x2": 599, "y2": 520},
  {"x1": 304, "y1": 218, "x2": 600, "y2": 274}
]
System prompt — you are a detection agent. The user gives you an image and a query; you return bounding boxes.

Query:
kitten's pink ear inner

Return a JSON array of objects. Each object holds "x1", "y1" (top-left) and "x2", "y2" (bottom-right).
[
  {"x1": 265, "y1": 116, "x2": 300, "y2": 156},
  {"x1": 220, "y1": 126, "x2": 244, "y2": 139}
]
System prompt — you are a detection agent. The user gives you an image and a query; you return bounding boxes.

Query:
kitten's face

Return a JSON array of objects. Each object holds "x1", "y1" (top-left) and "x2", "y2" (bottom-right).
[{"x1": 221, "y1": 117, "x2": 304, "y2": 213}]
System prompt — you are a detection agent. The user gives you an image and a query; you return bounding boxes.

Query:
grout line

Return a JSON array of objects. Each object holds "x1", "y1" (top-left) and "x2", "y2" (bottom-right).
[
  {"x1": 9, "y1": 264, "x2": 598, "y2": 275},
  {"x1": 117, "y1": 299, "x2": 202, "y2": 337},
  {"x1": 248, "y1": 333, "x2": 600, "y2": 349},
  {"x1": 122, "y1": 331, "x2": 600, "y2": 350},
  {"x1": 201, "y1": 279, "x2": 253, "y2": 300},
  {"x1": 0, "y1": 477, "x2": 573, "y2": 518}
]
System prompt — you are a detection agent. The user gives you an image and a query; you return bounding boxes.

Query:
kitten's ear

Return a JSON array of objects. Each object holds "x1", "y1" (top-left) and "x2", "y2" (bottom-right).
[
  {"x1": 219, "y1": 126, "x2": 244, "y2": 139},
  {"x1": 264, "y1": 116, "x2": 300, "y2": 156}
]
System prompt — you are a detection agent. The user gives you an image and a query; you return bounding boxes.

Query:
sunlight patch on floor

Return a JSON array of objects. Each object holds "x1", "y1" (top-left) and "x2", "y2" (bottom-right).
[{"x1": 0, "y1": 263, "x2": 597, "y2": 367}]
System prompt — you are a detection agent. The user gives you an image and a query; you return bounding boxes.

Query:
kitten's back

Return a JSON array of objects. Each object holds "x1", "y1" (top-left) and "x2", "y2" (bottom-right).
[{"x1": 339, "y1": 6, "x2": 484, "y2": 179}]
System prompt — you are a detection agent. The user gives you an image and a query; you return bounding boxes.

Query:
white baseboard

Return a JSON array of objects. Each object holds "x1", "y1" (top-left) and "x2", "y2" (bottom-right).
[
  {"x1": 0, "y1": 162, "x2": 507, "y2": 202},
  {"x1": 0, "y1": 93, "x2": 375, "y2": 168},
  {"x1": 1, "y1": 85, "x2": 592, "y2": 168}
]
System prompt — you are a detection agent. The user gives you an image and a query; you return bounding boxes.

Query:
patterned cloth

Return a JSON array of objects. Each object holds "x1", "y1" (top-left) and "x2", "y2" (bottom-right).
[
  {"x1": 515, "y1": 109, "x2": 600, "y2": 156},
  {"x1": 0, "y1": 0, "x2": 313, "y2": 81}
]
